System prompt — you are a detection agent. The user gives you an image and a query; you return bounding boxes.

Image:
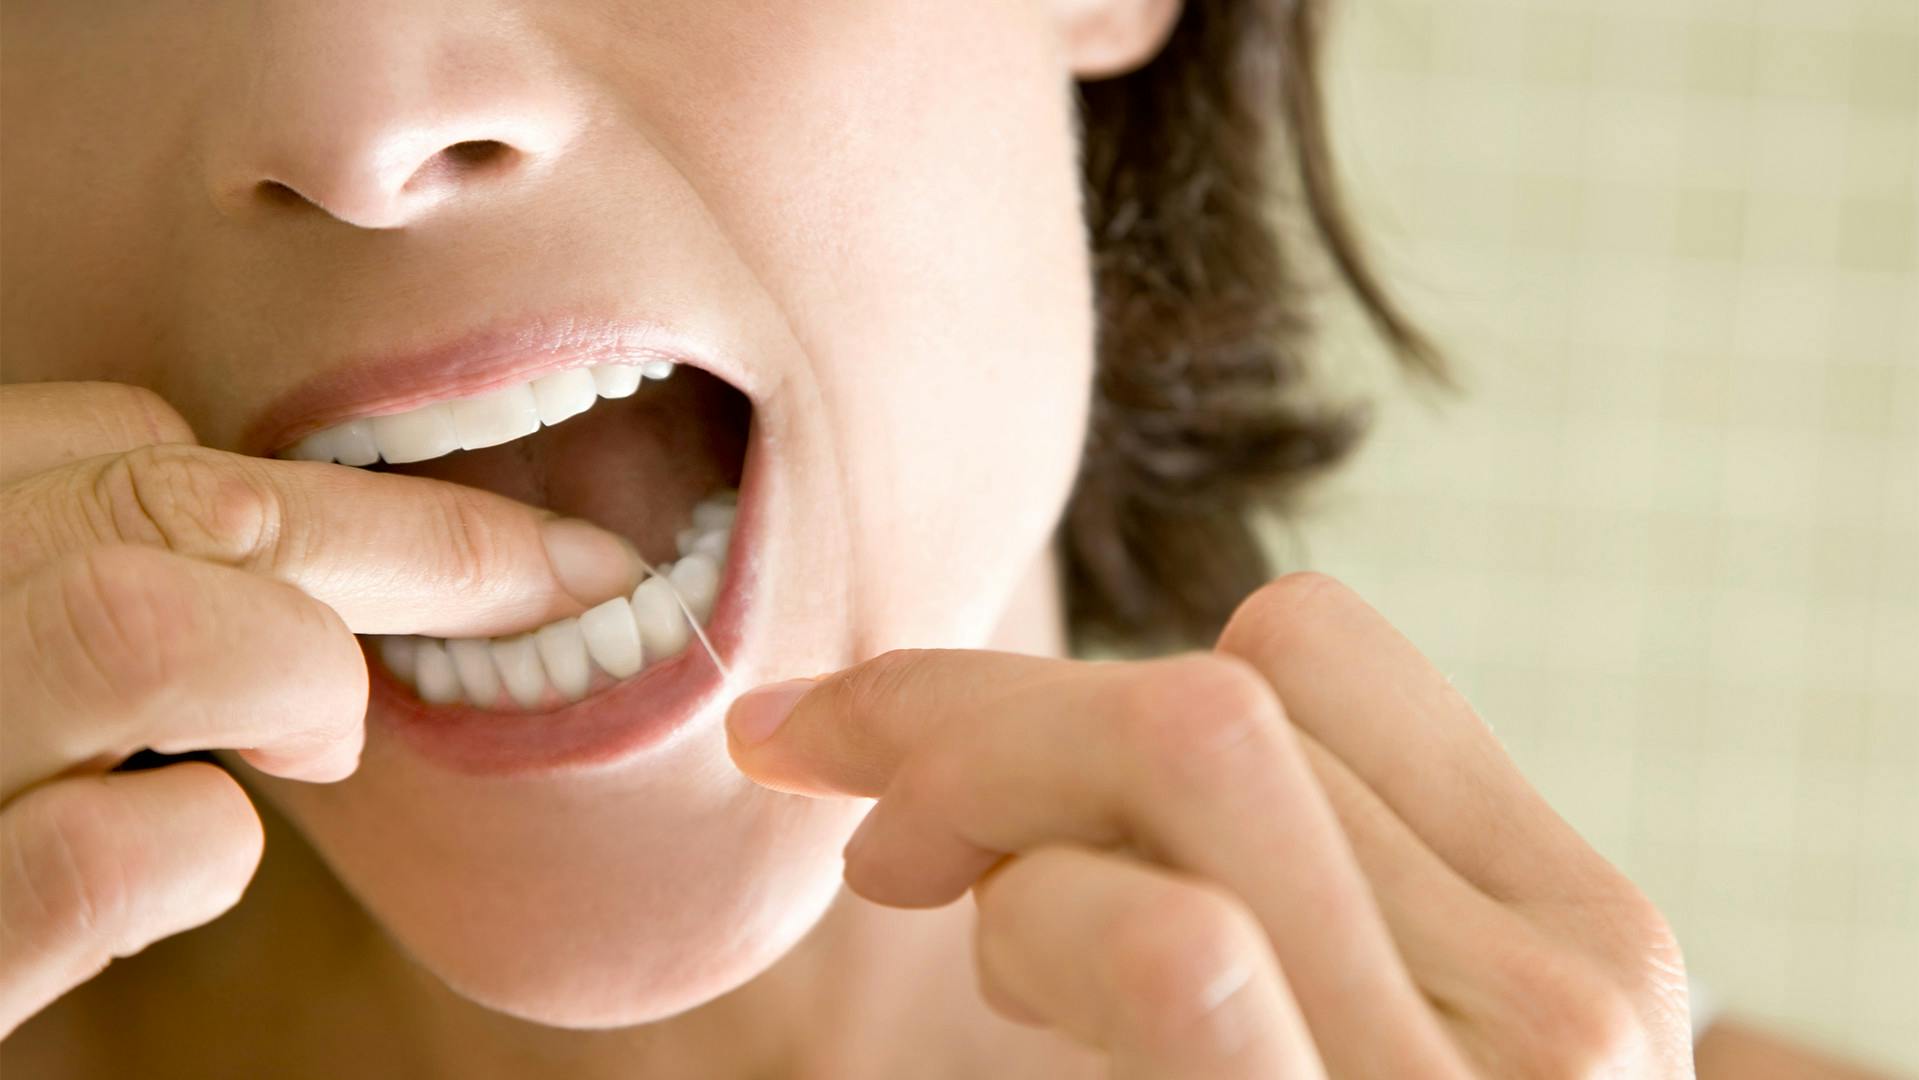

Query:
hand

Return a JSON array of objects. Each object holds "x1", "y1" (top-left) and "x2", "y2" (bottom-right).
[
  {"x1": 725, "y1": 574, "x2": 1693, "y2": 1077},
  {"x1": 0, "y1": 382, "x2": 639, "y2": 1037}
]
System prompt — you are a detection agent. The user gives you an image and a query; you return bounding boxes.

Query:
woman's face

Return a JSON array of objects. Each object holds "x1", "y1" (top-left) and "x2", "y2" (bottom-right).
[{"x1": 1, "y1": 0, "x2": 1160, "y2": 1026}]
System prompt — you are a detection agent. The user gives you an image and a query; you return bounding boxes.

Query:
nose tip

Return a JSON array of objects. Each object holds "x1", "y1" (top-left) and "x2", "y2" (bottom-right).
[
  {"x1": 250, "y1": 132, "x2": 544, "y2": 230},
  {"x1": 204, "y1": 9, "x2": 583, "y2": 231}
]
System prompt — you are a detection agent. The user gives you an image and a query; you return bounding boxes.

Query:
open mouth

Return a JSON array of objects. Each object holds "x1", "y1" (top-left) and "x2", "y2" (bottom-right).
[{"x1": 279, "y1": 352, "x2": 753, "y2": 719}]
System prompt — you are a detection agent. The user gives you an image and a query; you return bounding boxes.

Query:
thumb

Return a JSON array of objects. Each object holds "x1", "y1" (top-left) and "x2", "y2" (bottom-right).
[
  {"x1": 0, "y1": 763, "x2": 262, "y2": 1037},
  {"x1": 724, "y1": 675, "x2": 838, "y2": 794},
  {"x1": 721, "y1": 648, "x2": 1067, "y2": 796}
]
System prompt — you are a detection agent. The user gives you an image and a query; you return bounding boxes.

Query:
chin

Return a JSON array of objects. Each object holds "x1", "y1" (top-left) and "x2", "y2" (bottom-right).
[
  {"x1": 259, "y1": 714, "x2": 875, "y2": 1029},
  {"x1": 419, "y1": 835, "x2": 851, "y2": 1031}
]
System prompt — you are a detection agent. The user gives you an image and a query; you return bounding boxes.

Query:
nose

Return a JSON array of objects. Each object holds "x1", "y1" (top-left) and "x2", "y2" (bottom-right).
[{"x1": 203, "y1": 4, "x2": 584, "y2": 230}]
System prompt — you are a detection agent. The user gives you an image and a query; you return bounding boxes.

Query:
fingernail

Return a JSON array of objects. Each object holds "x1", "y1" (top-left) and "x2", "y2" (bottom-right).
[
  {"x1": 729, "y1": 678, "x2": 816, "y2": 746},
  {"x1": 541, "y1": 517, "x2": 644, "y2": 604}
]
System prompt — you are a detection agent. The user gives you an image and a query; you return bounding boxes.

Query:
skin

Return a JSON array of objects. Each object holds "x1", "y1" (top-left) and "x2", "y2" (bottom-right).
[
  {"x1": 0, "y1": 0, "x2": 1776, "y2": 1075},
  {"x1": 2, "y1": 0, "x2": 1115, "y2": 1044}
]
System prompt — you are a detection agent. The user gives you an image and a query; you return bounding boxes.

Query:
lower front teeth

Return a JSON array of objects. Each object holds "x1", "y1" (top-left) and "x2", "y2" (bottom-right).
[
  {"x1": 447, "y1": 638, "x2": 503, "y2": 704},
  {"x1": 378, "y1": 490, "x2": 735, "y2": 710},
  {"x1": 631, "y1": 575, "x2": 689, "y2": 659},
  {"x1": 534, "y1": 618, "x2": 592, "y2": 700},
  {"x1": 579, "y1": 597, "x2": 643, "y2": 678},
  {"x1": 492, "y1": 634, "x2": 549, "y2": 709}
]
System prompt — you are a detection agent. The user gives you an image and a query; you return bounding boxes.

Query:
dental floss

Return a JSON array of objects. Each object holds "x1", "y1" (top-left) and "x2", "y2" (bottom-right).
[{"x1": 631, "y1": 551, "x2": 733, "y2": 684}]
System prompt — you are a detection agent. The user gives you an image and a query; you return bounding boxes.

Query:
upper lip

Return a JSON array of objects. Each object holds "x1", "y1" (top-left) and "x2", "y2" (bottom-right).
[{"x1": 243, "y1": 313, "x2": 754, "y2": 457}]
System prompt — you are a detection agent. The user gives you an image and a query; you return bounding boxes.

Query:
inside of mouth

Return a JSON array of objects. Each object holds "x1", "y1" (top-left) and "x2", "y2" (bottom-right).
[
  {"x1": 374, "y1": 365, "x2": 749, "y2": 568},
  {"x1": 371, "y1": 367, "x2": 751, "y2": 712}
]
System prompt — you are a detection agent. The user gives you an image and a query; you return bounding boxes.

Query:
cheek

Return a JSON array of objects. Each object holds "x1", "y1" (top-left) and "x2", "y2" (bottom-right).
[
  {"x1": 0, "y1": 4, "x2": 193, "y2": 387},
  {"x1": 635, "y1": 0, "x2": 1096, "y2": 643}
]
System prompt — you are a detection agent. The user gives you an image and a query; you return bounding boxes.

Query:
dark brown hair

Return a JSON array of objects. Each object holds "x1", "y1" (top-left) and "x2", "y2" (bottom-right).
[{"x1": 1062, "y1": 0, "x2": 1444, "y2": 655}]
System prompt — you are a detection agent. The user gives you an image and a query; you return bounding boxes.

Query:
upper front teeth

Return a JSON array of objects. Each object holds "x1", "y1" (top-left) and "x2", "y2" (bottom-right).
[{"x1": 287, "y1": 360, "x2": 676, "y2": 465}]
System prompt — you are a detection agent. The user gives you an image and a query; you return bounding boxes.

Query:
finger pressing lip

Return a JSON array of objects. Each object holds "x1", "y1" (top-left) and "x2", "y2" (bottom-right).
[{"x1": 0, "y1": 444, "x2": 645, "y2": 638}]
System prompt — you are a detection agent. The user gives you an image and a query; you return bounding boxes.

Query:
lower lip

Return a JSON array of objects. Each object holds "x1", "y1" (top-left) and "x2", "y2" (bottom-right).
[{"x1": 363, "y1": 423, "x2": 766, "y2": 778}]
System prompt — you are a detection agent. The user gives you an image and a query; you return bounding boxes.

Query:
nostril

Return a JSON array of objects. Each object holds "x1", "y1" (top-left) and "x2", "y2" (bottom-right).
[
  {"x1": 256, "y1": 179, "x2": 308, "y2": 208},
  {"x1": 236, "y1": 139, "x2": 524, "y2": 225},
  {"x1": 444, "y1": 139, "x2": 513, "y2": 168},
  {"x1": 404, "y1": 139, "x2": 519, "y2": 194}
]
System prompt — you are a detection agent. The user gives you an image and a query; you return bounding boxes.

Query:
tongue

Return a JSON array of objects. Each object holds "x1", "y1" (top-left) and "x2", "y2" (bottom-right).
[{"x1": 385, "y1": 368, "x2": 748, "y2": 565}]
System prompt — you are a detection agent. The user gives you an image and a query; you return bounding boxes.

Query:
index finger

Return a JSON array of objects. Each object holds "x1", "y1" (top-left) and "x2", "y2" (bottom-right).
[
  {"x1": 0, "y1": 444, "x2": 642, "y2": 638},
  {"x1": 1215, "y1": 573, "x2": 1612, "y2": 904}
]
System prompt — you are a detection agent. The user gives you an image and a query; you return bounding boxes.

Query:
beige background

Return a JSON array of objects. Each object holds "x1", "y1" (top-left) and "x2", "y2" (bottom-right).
[{"x1": 1295, "y1": 0, "x2": 1917, "y2": 1069}]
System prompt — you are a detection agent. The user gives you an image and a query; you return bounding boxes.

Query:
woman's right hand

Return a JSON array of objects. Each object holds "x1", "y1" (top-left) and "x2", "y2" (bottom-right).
[{"x1": 0, "y1": 381, "x2": 641, "y2": 1037}]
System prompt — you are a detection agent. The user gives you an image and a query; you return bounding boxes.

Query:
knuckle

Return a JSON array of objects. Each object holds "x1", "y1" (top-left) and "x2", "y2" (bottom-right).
[
  {"x1": 841, "y1": 648, "x2": 935, "y2": 702},
  {"x1": 1607, "y1": 880, "x2": 1679, "y2": 954},
  {"x1": 430, "y1": 489, "x2": 509, "y2": 595},
  {"x1": 1118, "y1": 653, "x2": 1287, "y2": 794},
  {"x1": 1105, "y1": 882, "x2": 1270, "y2": 1059},
  {"x1": 95, "y1": 444, "x2": 282, "y2": 567},
  {"x1": 1548, "y1": 987, "x2": 1644, "y2": 1075},
  {"x1": 832, "y1": 648, "x2": 938, "y2": 727},
  {"x1": 1499, "y1": 951, "x2": 1648, "y2": 1076},
  {"x1": 1595, "y1": 880, "x2": 1689, "y2": 1003}
]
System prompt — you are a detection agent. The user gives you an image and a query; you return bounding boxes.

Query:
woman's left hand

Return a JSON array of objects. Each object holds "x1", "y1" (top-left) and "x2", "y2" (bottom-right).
[{"x1": 725, "y1": 573, "x2": 1693, "y2": 1077}]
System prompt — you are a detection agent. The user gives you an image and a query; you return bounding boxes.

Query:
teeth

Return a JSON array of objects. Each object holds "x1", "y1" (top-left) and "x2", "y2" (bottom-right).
[
  {"x1": 631, "y1": 573, "x2": 690, "y2": 660},
  {"x1": 332, "y1": 420, "x2": 382, "y2": 466},
  {"x1": 379, "y1": 635, "x2": 418, "y2": 687},
  {"x1": 371, "y1": 491, "x2": 735, "y2": 710},
  {"x1": 591, "y1": 364, "x2": 643, "y2": 399},
  {"x1": 289, "y1": 419, "x2": 382, "y2": 466},
  {"x1": 449, "y1": 384, "x2": 540, "y2": 451},
  {"x1": 492, "y1": 633, "x2": 549, "y2": 710},
  {"x1": 282, "y1": 361, "x2": 680, "y2": 466},
  {"x1": 579, "y1": 596, "x2": 643, "y2": 678},
  {"x1": 532, "y1": 368, "x2": 599, "y2": 425},
  {"x1": 675, "y1": 500, "x2": 738, "y2": 560},
  {"x1": 669, "y1": 553, "x2": 720, "y2": 623},
  {"x1": 415, "y1": 640, "x2": 463, "y2": 704},
  {"x1": 446, "y1": 637, "x2": 502, "y2": 707},
  {"x1": 692, "y1": 501, "x2": 736, "y2": 533},
  {"x1": 370, "y1": 404, "x2": 460, "y2": 465},
  {"x1": 533, "y1": 618, "x2": 592, "y2": 701},
  {"x1": 690, "y1": 528, "x2": 728, "y2": 565}
]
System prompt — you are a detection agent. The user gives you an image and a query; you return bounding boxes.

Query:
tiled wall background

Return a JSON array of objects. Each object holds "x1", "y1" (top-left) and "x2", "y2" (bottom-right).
[{"x1": 1295, "y1": 0, "x2": 1917, "y2": 1068}]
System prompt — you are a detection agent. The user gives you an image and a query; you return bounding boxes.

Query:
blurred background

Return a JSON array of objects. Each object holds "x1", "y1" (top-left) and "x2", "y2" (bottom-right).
[{"x1": 1292, "y1": 0, "x2": 1916, "y2": 1070}]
